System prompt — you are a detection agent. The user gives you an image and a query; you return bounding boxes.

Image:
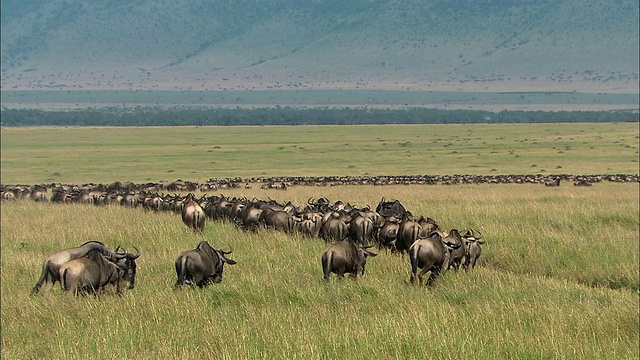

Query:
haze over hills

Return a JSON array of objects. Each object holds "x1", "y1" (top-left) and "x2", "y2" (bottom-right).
[{"x1": 1, "y1": 0, "x2": 638, "y2": 93}]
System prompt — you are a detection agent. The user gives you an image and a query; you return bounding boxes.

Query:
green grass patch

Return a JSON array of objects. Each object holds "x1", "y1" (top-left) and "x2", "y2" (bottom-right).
[{"x1": 1, "y1": 123, "x2": 638, "y2": 184}]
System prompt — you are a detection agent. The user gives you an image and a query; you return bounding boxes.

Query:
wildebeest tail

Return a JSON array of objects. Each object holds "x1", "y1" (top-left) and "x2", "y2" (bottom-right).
[
  {"x1": 322, "y1": 251, "x2": 333, "y2": 281},
  {"x1": 174, "y1": 256, "x2": 189, "y2": 288},
  {"x1": 194, "y1": 208, "x2": 204, "y2": 231},
  {"x1": 31, "y1": 260, "x2": 52, "y2": 295},
  {"x1": 409, "y1": 244, "x2": 420, "y2": 275},
  {"x1": 60, "y1": 267, "x2": 69, "y2": 291}
]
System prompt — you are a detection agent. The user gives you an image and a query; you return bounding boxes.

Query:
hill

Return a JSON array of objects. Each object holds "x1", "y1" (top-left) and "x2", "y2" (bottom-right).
[{"x1": 1, "y1": 0, "x2": 638, "y2": 92}]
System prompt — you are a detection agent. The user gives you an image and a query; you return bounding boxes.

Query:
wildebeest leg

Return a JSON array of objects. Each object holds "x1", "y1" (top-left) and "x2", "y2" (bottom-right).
[
  {"x1": 417, "y1": 267, "x2": 431, "y2": 286},
  {"x1": 426, "y1": 270, "x2": 439, "y2": 286}
]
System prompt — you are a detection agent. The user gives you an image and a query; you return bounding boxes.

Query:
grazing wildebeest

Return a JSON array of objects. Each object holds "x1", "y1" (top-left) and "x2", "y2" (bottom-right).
[
  {"x1": 321, "y1": 239, "x2": 377, "y2": 281},
  {"x1": 182, "y1": 193, "x2": 206, "y2": 231},
  {"x1": 59, "y1": 247, "x2": 139, "y2": 296},
  {"x1": 31, "y1": 241, "x2": 119, "y2": 295},
  {"x1": 174, "y1": 241, "x2": 237, "y2": 288},
  {"x1": 462, "y1": 229, "x2": 485, "y2": 271},
  {"x1": 409, "y1": 232, "x2": 461, "y2": 285}
]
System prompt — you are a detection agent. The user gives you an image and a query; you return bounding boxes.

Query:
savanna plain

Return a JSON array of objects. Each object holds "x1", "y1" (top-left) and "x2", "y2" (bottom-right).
[{"x1": 1, "y1": 123, "x2": 638, "y2": 359}]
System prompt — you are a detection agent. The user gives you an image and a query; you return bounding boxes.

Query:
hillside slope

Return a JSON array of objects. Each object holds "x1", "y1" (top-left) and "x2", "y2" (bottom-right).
[{"x1": 1, "y1": 0, "x2": 638, "y2": 92}]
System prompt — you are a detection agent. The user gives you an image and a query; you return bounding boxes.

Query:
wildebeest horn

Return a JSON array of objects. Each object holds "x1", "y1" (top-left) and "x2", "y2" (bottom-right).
[
  {"x1": 308, "y1": 197, "x2": 315, "y2": 205},
  {"x1": 114, "y1": 246, "x2": 127, "y2": 259},
  {"x1": 220, "y1": 246, "x2": 233, "y2": 255},
  {"x1": 128, "y1": 247, "x2": 141, "y2": 259},
  {"x1": 474, "y1": 229, "x2": 483, "y2": 240}
]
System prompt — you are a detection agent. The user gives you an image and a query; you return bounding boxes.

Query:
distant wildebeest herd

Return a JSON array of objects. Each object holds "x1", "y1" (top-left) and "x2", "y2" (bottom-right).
[
  {"x1": 1, "y1": 172, "x2": 636, "y2": 203},
  {"x1": 3, "y1": 172, "x2": 636, "y2": 296}
]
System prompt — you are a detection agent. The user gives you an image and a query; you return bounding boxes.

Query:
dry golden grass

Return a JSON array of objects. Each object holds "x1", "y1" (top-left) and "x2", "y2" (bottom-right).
[{"x1": 1, "y1": 182, "x2": 638, "y2": 359}]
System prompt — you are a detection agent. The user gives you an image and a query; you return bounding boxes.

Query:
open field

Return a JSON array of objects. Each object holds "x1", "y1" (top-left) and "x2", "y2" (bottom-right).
[
  {"x1": 1, "y1": 123, "x2": 639, "y2": 359},
  {"x1": 1, "y1": 183, "x2": 638, "y2": 359},
  {"x1": 1, "y1": 123, "x2": 638, "y2": 185}
]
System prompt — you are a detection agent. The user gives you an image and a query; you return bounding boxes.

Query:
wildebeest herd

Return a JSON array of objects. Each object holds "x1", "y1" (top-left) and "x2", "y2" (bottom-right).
[
  {"x1": 10, "y1": 183, "x2": 492, "y2": 295},
  {"x1": 4, "y1": 172, "x2": 636, "y2": 296}
]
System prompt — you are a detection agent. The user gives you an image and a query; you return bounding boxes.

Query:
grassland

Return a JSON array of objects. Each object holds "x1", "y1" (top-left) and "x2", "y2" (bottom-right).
[
  {"x1": 1, "y1": 123, "x2": 638, "y2": 185},
  {"x1": 1, "y1": 123, "x2": 639, "y2": 359}
]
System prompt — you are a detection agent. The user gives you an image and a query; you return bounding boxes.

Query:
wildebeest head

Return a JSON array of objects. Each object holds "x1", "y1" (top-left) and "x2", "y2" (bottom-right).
[
  {"x1": 114, "y1": 246, "x2": 141, "y2": 289},
  {"x1": 463, "y1": 229, "x2": 485, "y2": 244},
  {"x1": 211, "y1": 247, "x2": 237, "y2": 283}
]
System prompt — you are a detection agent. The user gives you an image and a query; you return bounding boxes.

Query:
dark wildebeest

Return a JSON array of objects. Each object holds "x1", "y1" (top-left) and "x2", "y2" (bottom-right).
[
  {"x1": 416, "y1": 216, "x2": 441, "y2": 238},
  {"x1": 544, "y1": 178, "x2": 561, "y2": 187},
  {"x1": 59, "y1": 247, "x2": 140, "y2": 296},
  {"x1": 31, "y1": 241, "x2": 120, "y2": 295},
  {"x1": 435, "y1": 229, "x2": 465, "y2": 271},
  {"x1": 376, "y1": 198, "x2": 406, "y2": 218},
  {"x1": 574, "y1": 179, "x2": 592, "y2": 186},
  {"x1": 182, "y1": 193, "x2": 206, "y2": 231},
  {"x1": 462, "y1": 229, "x2": 485, "y2": 271},
  {"x1": 30, "y1": 189, "x2": 49, "y2": 202},
  {"x1": 395, "y1": 216, "x2": 422, "y2": 253},
  {"x1": 235, "y1": 201, "x2": 263, "y2": 231},
  {"x1": 321, "y1": 239, "x2": 377, "y2": 281},
  {"x1": 296, "y1": 217, "x2": 322, "y2": 238},
  {"x1": 377, "y1": 216, "x2": 400, "y2": 250},
  {"x1": 409, "y1": 232, "x2": 461, "y2": 285},
  {"x1": 259, "y1": 208, "x2": 295, "y2": 234},
  {"x1": 174, "y1": 241, "x2": 237, "y2": 288},
  {"x1": 348, "y1": 211, "x2": 374, "y2": 246},
  {"x1": 321, "y1": 216, "x2": 349, "y2": 242},
  {"x1": 50, "y1": 188, "x2": 69, "y2": 203}
]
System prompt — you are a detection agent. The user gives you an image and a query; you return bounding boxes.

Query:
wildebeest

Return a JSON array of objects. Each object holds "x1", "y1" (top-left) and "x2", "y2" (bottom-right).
[
  {"x1": 59, "y1": 247, "x2": 140, "y2": 296},
  {"x1": 321, "y1": 239, "x2": 377, "y2": 281},
  {"x1": 395, "y1": 216, "x2": 422, "y2": 253},
  {"x1": 409, "y1": 232, "x2": 461, "y2": 285},
  {"x1": 462, "y1": 229, "x2": 485, "y2": 271},
  {"x1": 348, "y1": 211, "x2": 374, "y2": 246},
  {"x1": 544, "y1": 178, "x2": 561, "y2": 187},
  {"x1": 182, "y1": 193, "x2": 206, "y2": 231},
  {"x1": 31, "y1": 241, "x2": 120, "y2": 295},
  {"x1": 259, "y1": 208, "x2": 295, "y2": 234},
  {"x1": 574, "y1": 179, "x2": 592, "y2": 186},
  {"x1": 377, "y1": 216, "x2": 400, "y2": 250},
  {"x1": 376, "y1": 198, "x2": 406, "y2": 218},
  {"x1": 320, "y1": 216, "x2": 349, "y2": 242},
  {"x1": 435, "y1": 229, "x2": 466, "y2": 271},
  {"x1": 174, "y1": 241, "x2": 237, "y2": 288}
]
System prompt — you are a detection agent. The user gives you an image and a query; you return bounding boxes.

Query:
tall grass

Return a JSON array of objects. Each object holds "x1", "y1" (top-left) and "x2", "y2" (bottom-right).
[{"x1": 1, "y1": 183, "x2": 638, "y2": 359}]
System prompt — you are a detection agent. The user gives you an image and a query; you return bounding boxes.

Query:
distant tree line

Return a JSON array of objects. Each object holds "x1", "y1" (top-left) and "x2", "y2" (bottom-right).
[{"x1": 0, "y1": 107, "x2": 637, "y2": 126}]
